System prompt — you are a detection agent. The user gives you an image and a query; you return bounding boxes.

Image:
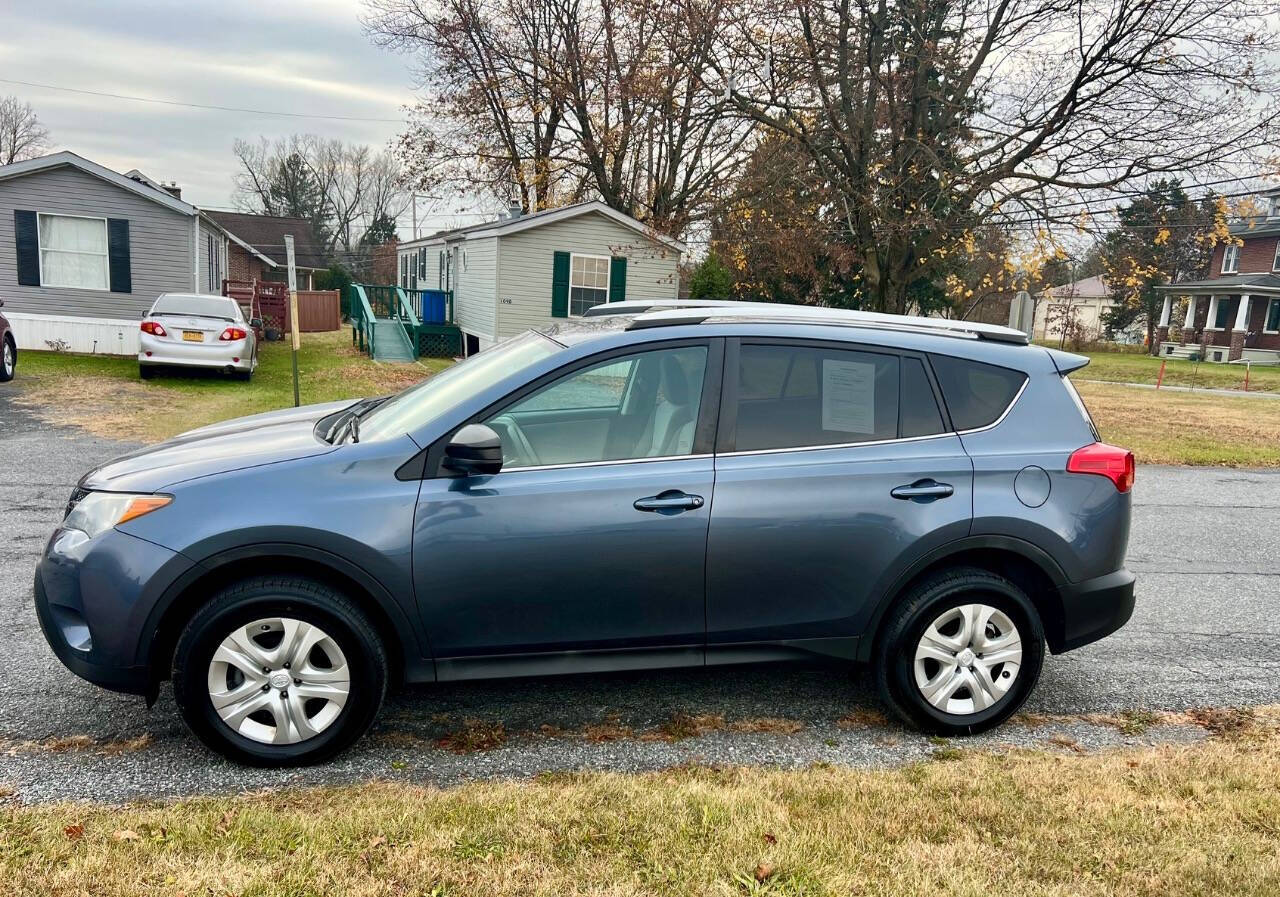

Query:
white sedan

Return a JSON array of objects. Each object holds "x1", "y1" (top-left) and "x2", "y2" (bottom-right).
[{"x1": 138, "y1": 293, "x2": 259, "y2": 381}]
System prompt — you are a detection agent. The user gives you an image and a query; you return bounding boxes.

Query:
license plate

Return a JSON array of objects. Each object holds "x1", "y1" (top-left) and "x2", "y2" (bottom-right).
[{"x1": 182, "y1": 331, "x2": 204, "y2": 342}]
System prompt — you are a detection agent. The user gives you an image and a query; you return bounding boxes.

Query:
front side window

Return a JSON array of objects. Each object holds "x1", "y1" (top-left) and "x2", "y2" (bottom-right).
[
  {"x1": 39, "y1": 214, "x2": 108, "y2": 289},
  {"x1": 485, "y1": 345, "x2": 708, "y2": 468},
  {"x1": 570, "y1": 254, "x2": 610, "y2": 316},
  {"x1": 730, "y1": 344, "x2": 903, "y2": 452},
  {"x1": 1222, "y1": 244, "x2": 1240, "y2": 274}
]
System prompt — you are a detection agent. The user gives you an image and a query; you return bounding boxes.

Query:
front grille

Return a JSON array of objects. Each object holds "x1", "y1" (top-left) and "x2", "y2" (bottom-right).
[{"x1": 65, "y1": 486, "x2": 90, "y2": 519}]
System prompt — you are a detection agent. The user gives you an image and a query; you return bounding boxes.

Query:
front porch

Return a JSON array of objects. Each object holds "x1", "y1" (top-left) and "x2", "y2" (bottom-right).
[{"x1": 1152, "y1": 278, "x2": 1280, "y2": 364}]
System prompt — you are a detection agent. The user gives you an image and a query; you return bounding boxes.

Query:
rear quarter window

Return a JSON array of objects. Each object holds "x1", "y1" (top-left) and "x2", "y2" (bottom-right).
[{"x1": 929, "y1": 354, "x2": 1027, "y2": 431}]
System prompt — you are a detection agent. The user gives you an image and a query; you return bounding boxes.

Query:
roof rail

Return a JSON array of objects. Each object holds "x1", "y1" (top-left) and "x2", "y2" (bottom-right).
[
  {"x1": 581, "y1": 298, "x2": 760, "y2": 317},
  {"x1": 624, "y1": 303, "x2": 1030, "y2": 345}
]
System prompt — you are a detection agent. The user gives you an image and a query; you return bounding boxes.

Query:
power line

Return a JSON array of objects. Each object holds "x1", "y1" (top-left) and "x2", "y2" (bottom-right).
[{"x1": 0, "y1": 77, "x2": 405, "y2": 123}]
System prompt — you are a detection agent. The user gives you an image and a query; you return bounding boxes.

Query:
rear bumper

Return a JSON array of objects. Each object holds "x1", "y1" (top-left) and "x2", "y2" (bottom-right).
[
  {"x1": 1055, "y1": 568, "x2": 1136, "y2": 653},
  {"x1": 138, "y1": 334, "x2": 253, "y2": 372}
]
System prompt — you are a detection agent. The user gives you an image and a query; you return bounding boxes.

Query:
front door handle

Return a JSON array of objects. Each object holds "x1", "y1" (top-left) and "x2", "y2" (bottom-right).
[
  {"x1": 890, "y1": 479, "x2": 954, "y2": 502},
  {"x1": 634, "y1": 490, "x2": 705, "y2": 513}
]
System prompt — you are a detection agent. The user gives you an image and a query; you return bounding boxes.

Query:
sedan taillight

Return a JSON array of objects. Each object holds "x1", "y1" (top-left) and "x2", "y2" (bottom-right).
[
  {"x1": 1067, "y1": 443, "x2": 1135, "y2": 493},
  {"x1": 219, "y1": 327, "x2": 247, "y2": 341},
  {"x1": 140, "y1": 321, "x2": 166, "y2": 336}
]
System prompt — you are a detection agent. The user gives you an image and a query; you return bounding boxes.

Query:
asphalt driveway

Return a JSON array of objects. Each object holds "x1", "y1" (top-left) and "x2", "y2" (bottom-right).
[{"x1": 2, "y1": 388, "x2": 1278, "y2": 803}]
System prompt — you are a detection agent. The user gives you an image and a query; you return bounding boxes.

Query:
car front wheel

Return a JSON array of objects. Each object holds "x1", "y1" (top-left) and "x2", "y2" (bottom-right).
[
  {"x1": 874, "y1": 567, "x2": 1044, "y2": 735},
  {"x1": 1, "y1": 336, "x2": 15, "y2": 382},
  {"x1": 172, "y1": 576, "x2": 388, "y2": 766}
]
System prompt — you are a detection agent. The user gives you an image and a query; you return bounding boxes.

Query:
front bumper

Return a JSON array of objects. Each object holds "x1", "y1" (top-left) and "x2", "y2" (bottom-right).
[
  {"x1": 1056, "y1": 568, "x2": 1136, "y2": 653},
  {"x1": 34, "y1": 526, "x2": 196, "y2": 695}
]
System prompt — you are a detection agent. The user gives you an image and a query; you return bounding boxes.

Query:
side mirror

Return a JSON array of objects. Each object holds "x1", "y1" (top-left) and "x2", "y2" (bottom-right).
[
  {"x1": 443, "y1": 424, "x2": 503, "y2": 476},
  {"x1": 249, "y1": 317, "x2": 263, "y2": 328}
]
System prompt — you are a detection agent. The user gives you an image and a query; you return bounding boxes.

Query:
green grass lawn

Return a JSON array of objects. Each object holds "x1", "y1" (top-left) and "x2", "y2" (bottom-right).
[
  {"x1": 13, "y1": 329, "x2": 453, "y2": 442},
  {"x1": 1074, "y1": 350, "x2": 1280, "y2": 393}
]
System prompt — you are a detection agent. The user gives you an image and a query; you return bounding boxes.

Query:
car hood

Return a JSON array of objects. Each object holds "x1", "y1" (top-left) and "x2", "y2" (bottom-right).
[{"x1": 81, "y1": 399, "x2": 355, "y2": 493}]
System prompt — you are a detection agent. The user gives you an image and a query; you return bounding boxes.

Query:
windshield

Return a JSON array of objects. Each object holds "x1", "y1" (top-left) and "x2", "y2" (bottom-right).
[
  {"x1": 151, "y1": 295, "x2": 240, "y2": 320},
  {"x1": 356, "y1": 331, "x2": 562, "y2": 442}
]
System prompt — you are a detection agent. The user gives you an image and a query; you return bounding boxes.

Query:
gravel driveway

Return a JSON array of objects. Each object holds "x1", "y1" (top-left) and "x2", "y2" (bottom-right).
[{"x1": 2, "y1": 388, "x2": 1277, "y2": 803}]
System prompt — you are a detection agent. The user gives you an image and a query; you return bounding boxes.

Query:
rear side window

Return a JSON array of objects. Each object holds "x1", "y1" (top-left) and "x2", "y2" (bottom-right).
[
  {"x1": 900, "y1": 357, "x2": 946, "y2": 438},
  {"x1": 929, "y1": 354, "x2": 1027, "y2": 431},
  {"x1": 731, "y1": 344, "x2": 899, "y2": 451}
]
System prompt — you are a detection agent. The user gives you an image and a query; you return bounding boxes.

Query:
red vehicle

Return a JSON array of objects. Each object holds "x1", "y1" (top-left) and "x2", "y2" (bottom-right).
[{"x1": 0, "y1": 299, "x2": 15, "y2": 382}]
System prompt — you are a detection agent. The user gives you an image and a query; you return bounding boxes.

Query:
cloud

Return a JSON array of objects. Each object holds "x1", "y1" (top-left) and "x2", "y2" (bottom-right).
[{"x1": 0, "y1": 0, "x2": 416, "y2": 210}]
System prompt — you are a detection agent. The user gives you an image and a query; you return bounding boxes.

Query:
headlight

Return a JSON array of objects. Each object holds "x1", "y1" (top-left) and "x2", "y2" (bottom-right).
[{"x1": 64, "y1": 492, "x2": 172, "y2": 538}]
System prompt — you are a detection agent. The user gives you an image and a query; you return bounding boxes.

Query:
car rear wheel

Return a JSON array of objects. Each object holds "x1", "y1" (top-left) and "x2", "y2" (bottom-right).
[
  {"x1": 874, "y1": 567, "x2": 1044, "y2": 735},
  {"x1": 172, "y1": 576, "x2": 388, "y2": 766},
  {"x1": 0, "y1": 336, "x2": 14, "y2": 382}
]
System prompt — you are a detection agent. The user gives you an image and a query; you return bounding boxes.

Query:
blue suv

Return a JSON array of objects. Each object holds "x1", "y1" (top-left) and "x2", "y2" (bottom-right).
[{"x1": 35, "y1": 304, "x2": 1135, "y2": 765}]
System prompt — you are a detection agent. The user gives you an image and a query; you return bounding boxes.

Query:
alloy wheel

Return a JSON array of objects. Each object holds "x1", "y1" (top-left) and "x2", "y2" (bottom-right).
[
  {"x1": 206, "y1": 617, "x2": 350, "y2": 745},
  {"x1": 2, "y1": 341, "x2": 12, "y2": 377},
  {"x1": 913, "y1": 603, "x2": 1023, "y2": 715}
]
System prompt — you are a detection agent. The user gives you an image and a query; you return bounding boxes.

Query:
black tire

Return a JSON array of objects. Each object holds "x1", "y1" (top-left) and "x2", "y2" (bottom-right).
[
  {"x1": 874, "y1": 566, "x2": 1044, "y2": 736},
  {"x1": 233, "y1": 369, "x2": 252, "y2": 382},
  {"x1": 172, "y1": 576, "x2": 388, "y2": 766},
  {"x1": 139, "y1": 365, "x2": 156, "y2": 380},
  {"x1": 0, "y1": 336, "x2": 14, "y2": 382}
]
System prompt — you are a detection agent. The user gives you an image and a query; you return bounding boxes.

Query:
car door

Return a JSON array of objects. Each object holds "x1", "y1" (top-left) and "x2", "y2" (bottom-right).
[
  {"x1": 412, "y1": 339, "x2": 722, "y2": 670},
  {"x1": 705, "y1": 338, "x2": 973, "y2": 656}
]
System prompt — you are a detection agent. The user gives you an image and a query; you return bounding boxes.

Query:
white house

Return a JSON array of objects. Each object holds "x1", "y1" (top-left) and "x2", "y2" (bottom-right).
[
  {"x1": 397, "y1": 201, "x2": 684, "y2": 353},
  {"x1": 1033, "y1": 275, "x2": 1141, "y2": 343}
]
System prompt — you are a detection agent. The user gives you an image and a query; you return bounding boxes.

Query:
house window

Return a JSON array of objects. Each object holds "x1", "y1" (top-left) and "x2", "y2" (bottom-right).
[
  {"x1": 1213, "y1": 298, "x2": 1232, "y2": 329},
  {"x1": 38, "y1": 213, "x2": 108, "y2": 290},
  {"x1": 206, "y1": 233, "x2": 222, "y2": 292},
  {"x1": 1266, "y1": 299, "x2": 1280, "y2": 333},
  {"x1": 569, "y1": 254, "x2": 610, "y2": 316},
  {"x1": 1221, "y1": 243, "x2": 1240, "y2": 274},
  {"x1": 1273, "y1": 240, "x2": 1280, "y2": 271}
]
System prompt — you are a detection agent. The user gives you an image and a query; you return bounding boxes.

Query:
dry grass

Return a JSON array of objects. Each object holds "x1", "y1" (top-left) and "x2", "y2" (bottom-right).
[
  {"x1": 436, "y1": 720, "x2": 508, "y2": 754},
  {"x1": 1073, "y1": 380, "x2": 1280, "y2": 466},
  {"x1": 6, "y1": 733, "x2": 1280, "y2": 896},
  {"x1": 1, "y1": 734, "x2": 153, "y2": 756},
  {"x1": 13, "y1": 330, "x2": 452, "y2": 442}
]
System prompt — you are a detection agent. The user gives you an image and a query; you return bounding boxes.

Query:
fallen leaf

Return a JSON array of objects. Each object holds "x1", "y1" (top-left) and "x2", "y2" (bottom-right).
[
  {"x1": 112, "y1": 829, "x2": 141, "y2": 842},
  {"x1": 762, "y1": 832, "x2": 777, "y2": 845},
  {"x1": 63, "y1": 824, "x2": 84, "y2": 840},
  {"x1": 368, "y1": 835, "x2": 388, "y2": 849},
  {"x1": 754, "y1": 862, "x2": 774, "y2": 882}
]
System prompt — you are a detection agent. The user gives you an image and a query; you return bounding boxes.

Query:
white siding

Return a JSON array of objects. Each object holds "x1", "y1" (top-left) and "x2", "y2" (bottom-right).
[
  {"x1": 198, "y1": 220, "x2": 225, "y2": 294},
  {"x1": 494, "y1": 212, "x2": 679, "y2": 340},
  {"x1": 7, "y1": 311, "x2": 140, "y2": 355},
  {"x1": 454, "y1": 236, "x2": 497, "y2": 341},
  {"x1": 0, "y1": 165, "x2": 195, "y2": 319}
]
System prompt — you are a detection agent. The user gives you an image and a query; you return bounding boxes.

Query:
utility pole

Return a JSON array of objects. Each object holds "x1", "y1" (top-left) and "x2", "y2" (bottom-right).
[{"x1": 284, "y1": 234, "x2": 301, "y2": 407}]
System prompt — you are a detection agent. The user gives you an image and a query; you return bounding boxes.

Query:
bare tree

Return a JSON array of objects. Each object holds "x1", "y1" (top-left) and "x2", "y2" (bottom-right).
[
  {"x1": 0, "y1": 96, "x2": 50, "y2": 165},
  {"x1": 713, "y1": 0, "x2": 1280, "y2": 312},
  {"x1": 232, "y1": 135, "x2": 409, "y2": 255},
  {"x1": 364, "y1": 0, "x2": 755, "y2": 235}
]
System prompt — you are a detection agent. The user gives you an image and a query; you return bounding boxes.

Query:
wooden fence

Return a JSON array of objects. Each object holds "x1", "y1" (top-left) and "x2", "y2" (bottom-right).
[
  {"x1": 295, "y1": 290, "x2": 341, "y2": 332},
  {"x1": 222, "y1": 280, "x2": 340, "y2": 334}
]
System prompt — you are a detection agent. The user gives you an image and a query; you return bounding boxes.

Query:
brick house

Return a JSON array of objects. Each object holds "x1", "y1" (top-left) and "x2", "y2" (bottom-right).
[
  {"x1": 201, "y1": 210, "x2": 327, "y2": 291},
  {"x1": 1153, "y1": 186, "x2": 1280, "y2": 362}
]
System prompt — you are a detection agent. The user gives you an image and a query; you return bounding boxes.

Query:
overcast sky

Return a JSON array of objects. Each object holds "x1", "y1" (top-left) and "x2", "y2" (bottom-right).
[{"x1": 0, "y1": 0, "x2": 469, "y2": 234}]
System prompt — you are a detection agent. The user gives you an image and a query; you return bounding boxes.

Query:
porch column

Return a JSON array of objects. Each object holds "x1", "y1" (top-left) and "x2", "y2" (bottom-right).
[
  {"x1": 1154, "y1": 295, "x2": 1172, "y2": 355},
  {"x1": 1229, "y1": 294, "x2": 1251, "y2": 361},
  {"x1": 1201, "y1": 295, "x2": 1218, "y2": 353},
  {"x1": 1181, "y1": 295, "x2": 1197, "y2": 345}
]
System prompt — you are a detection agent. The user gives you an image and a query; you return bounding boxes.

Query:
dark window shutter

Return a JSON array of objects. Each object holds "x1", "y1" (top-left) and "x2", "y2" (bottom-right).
[
  {"x1": 551, "y1": 250, "x2": 570, "y2": 318},
  {"x1": 107, "y1": 218, "x2": 131, "y2": 293},
  {"x1": 14, "y1": 210, "x2": 39, "y2": 286},
  {"x1": 609, "y1": 256, "x2": 627, "y2": 302}
]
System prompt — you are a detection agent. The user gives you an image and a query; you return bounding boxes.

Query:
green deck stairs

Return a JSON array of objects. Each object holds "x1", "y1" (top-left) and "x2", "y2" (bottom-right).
[{"x1": 348, "y1": 283, "x2": 460, "y2": 362}]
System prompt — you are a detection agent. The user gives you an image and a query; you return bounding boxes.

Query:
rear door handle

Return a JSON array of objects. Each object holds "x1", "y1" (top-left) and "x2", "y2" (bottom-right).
[
  {"x1": 891, "y1": 479, "x2": 954, "y2": 502},
  {"x1": 634, "y1": 490, "x2": 705, "y2": 513}
]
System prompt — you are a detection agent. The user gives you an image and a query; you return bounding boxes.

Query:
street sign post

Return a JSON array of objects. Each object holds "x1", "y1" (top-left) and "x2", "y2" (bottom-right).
[{"x1": 284, "y1": 234, "x2": 301, "y2": 407}]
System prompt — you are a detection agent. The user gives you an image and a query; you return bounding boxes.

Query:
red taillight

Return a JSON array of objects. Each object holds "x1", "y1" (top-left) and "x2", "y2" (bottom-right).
[
  {"x1": 219, "y1": 327, "x2": 247, "y2": 341},
  {"x1": 1067, "y1": 442, "x2": 1135, "y2": 493},
  {"x1": 140, "y1": 321, "x2": 166, "y2": 336}
]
